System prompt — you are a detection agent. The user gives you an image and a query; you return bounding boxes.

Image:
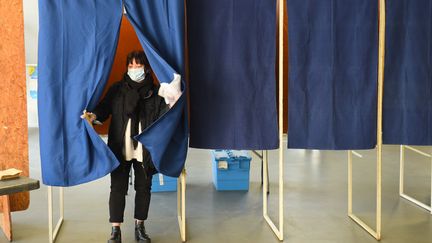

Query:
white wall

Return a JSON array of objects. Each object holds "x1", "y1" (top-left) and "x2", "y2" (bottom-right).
[
  {"x1": 23, "y1": 0, "x2": 39, "y2": 127},
  {"x1": 23, "y1": 0, "x2": 38, "y2": 65}
]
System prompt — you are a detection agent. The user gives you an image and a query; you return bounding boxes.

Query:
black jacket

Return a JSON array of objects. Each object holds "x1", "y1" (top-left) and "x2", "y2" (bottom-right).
[{"x1": 92, "y1": 74, "x2": 168, "y2": 175}]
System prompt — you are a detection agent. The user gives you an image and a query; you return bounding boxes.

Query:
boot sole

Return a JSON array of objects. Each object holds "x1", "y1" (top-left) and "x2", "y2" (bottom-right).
[
  {"x1": 135, "y1": 233, "x2": 151, "y2": 243},
  {"x1": 107, "y1": 239, "x2": 121, "y2": 243}
]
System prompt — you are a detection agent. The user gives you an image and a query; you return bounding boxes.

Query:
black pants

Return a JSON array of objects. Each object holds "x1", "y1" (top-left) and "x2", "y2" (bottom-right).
[{"x1": 109, "y1": 159, "x2": 153, "y2": 223}]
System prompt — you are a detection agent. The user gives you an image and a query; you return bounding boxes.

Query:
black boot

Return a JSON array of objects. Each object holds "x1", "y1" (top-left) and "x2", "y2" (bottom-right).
[
  {"x1": 135, "y1": 221, "x2": 151, "y2": 243},
  {"x1": 107, "y1": 226, "x2": 121, "y2": 243}
]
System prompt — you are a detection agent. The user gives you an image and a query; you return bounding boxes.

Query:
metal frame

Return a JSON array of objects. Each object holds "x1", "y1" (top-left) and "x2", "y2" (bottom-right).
[
  {"x1": 261, "y1": 0, "x2": 284, "y2": 240},
  {"x1": 347, "y1": 0, "x2": 386, "y2": 240},
  {"x1": 399, "y1": 145, "x2": 432, "y2": 213},
  {"x1": 252, "y1": 150, "x2": 270, "y2": 193},
  {"x1": 48, "y1": 186, "x2": 64, "y2": 243},
  {"x1": 177, "y1": 169, "x2": 186, "y2": 242},
  {"x1": 252, "y1": 150, "x2": 264, "y2": 184}
]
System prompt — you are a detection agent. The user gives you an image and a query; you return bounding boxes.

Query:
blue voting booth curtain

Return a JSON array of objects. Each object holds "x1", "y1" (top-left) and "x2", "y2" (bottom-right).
[
  {"x1": 287, "y1": 0, "x2": 378, "y2": 150},
  {"x1": 125, "y1": 0, "x2": 188, "y2": 177},
  {"x1": 383, "y1": 0, "x2": 432, "y2": 145},
  {"x1": 187, "y1": 0, "x2": 279, "y2": 150},
  {"x1": 38, "y1": 0, "x2": 187, "y2": 186},
  {"x1": 38, "y1": 0, "x2": 122, "y2": 186}
]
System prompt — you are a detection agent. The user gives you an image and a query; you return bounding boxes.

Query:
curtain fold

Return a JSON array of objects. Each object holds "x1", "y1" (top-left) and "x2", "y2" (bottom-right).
[
  {"x1": 124, "y1": 0, "x2": 188, "y2": 177},
  {"x1": 38, "y1": 0, "x2": 123, "y2": 186}
]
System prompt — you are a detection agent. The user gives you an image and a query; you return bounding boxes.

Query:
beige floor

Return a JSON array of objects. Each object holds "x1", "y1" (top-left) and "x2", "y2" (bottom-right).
[{"x1": 1, "y1": 128, "x2": 431, "y2": 243}]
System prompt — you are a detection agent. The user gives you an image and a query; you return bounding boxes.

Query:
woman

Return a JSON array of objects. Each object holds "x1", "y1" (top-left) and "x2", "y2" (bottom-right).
[{"x1": 83, "y1": 51, "x2": 167, "y2": 243}]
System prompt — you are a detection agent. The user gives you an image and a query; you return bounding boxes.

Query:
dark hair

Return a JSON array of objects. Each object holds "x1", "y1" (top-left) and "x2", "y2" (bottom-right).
[{"x1": 126, "y1": 50, "x2": 149, "y2": 67}]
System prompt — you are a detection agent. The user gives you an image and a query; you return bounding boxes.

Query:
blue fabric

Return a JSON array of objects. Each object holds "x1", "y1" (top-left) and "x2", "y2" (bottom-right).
[
  {"x1": 187, "y1": 0, "x2": 279, "y2": 150},
  {"x1": 125, "y1": 0, "x2": 188, "y2": 177},
  {"x1": 383, "y1": 0, "x2": 432, "y2": 145},
  {"x1": 38, "y1": 0, "x2": 188, "y2": 186},
  {"x1": 287, "y1": 0, "x2": 378, "y2": 150},
  {"x1": 38, "y1": 0, "x2": 123, "y2": 186}
]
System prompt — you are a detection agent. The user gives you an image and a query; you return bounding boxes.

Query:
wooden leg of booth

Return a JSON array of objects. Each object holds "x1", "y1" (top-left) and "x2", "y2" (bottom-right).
[
  {"x1": 177, "y1": 169, "x2": 186, "y2": 242},
  {"x1": 0, "y1": 195, "x2": 12, "y2": 241}
]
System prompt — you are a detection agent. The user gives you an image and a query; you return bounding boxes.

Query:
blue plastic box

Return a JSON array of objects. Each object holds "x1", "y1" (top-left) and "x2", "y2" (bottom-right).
[
  {"x1": 212, "y1": 150, "x2": 251, "y2": 191},
  {"x1": 151, "y1": 173, "x2": 177, "y2": 192}
]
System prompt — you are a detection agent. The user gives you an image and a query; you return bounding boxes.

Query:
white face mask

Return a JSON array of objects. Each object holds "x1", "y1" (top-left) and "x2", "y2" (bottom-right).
[{"x1": 127, "y1": 67, "x2": 146, "y2": 82}]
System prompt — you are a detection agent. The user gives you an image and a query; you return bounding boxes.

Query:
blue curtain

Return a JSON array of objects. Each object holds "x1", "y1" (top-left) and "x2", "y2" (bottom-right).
[
  {"x1": 287, "y1": 0, "x2": 378, "y2": 150},
  {"x1": 38, "y1": 0, "x2": 123, "y2": 186},
  {"x1": 187, "y1": 0, "x2": 279, "y2": 150},
  {"x1": 383, "y1": 0, "x2": 432, "y2": 145},
  {"x1": 38, "y1": 0, "x2": 188, "y2": 186},
  {"x1": 125, "y1": 0, "x2": 188, "y2": 177}
]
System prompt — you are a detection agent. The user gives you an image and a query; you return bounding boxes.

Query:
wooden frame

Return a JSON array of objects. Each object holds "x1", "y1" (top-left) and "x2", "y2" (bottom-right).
[
  {"x1": 347, "y1": 0, "x2": 386, "y2": 240},
  {"x1": 0, "y1": 195, "x2": 12, "y2": 241},
  {"x1": 177, "y1": 169, "x2": 186, "y2": 242},
  {"x1": 261, "y1": 0, "x2": 285, "y2": 241},
  {"x1": 399, "y1": 145, "x2": 432, "y2": 213},
  {"x1": 48, "y1": 186, "x2": 64, "y2": 243}
]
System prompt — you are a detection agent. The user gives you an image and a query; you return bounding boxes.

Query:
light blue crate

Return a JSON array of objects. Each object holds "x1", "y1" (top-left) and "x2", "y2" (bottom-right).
[
  {"x1": 212, "y1": 150, "x2": 251, "y2": 191},
  {"x1": 151, "y1": 173, "x2": 177, "y2": 192}
]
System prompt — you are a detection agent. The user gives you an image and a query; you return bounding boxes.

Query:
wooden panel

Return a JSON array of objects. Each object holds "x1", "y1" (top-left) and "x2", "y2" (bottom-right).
[
  {"x1": 0, "y1": 1, "x2": 30, "y2": 212},
  {"x1": 94, "y1": 15, "x2": 144, "y2": 135},
  {"x1": 1, "y1": 195, "x2": 12, "y2": 241}
]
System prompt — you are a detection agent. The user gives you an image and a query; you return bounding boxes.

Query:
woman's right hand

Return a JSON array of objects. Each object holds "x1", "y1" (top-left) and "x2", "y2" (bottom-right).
[{"x1": 80, "y1": 110, "x2": 97, "y2": 124}]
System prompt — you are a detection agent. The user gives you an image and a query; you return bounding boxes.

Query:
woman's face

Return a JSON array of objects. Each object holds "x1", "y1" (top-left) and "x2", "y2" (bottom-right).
[{"x1": 128, "y1": 58, "x2": 144, "y2": 69}]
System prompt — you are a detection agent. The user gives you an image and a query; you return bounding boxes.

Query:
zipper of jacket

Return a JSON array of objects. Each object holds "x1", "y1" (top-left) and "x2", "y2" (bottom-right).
[{"x1": 120, "y1": 91, "x2": 128, "y2": 154}]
